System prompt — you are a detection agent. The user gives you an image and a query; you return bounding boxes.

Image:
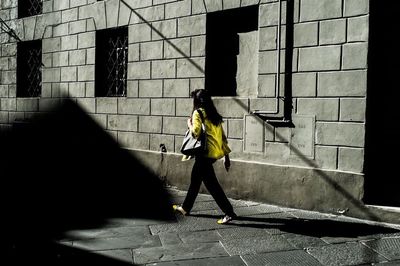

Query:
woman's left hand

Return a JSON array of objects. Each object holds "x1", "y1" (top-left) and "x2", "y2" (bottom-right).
[{"x1": 224, "y1": 155, "x2": 231, "y2": 172}]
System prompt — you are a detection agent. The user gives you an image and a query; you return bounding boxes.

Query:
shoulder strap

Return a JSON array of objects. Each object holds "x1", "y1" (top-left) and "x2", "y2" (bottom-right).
[{"x1": 196, "y1": 109, "x2": 205, "y2": 123}]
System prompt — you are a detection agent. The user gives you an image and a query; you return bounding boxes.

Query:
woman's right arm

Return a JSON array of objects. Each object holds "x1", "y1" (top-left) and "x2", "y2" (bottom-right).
[{"x1": 190, "y1": 110, "x2": 202, "y2": 139}]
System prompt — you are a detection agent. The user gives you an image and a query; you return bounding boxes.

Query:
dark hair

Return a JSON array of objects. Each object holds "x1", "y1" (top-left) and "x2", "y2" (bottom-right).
[{"x1": 191, "y1": 89, "x2": 223, "y2": 126}]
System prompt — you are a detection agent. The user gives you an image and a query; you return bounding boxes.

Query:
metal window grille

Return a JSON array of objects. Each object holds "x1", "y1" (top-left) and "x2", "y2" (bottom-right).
[
  {"x1": 105, "y1": 35, "x2": 128, "y2": 97},
  {"x1": 19, "y1": 0, "x2": 43, "y2": 18},
  {"x1": 17, "y1": 41, "x2": 42, "y2": 97},
  {"x1": 96, "y1": 27, "x2": 128, "y2": 97}
]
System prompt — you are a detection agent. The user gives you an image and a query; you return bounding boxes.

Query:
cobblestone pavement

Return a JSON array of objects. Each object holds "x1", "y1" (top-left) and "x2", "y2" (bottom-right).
[{"x1": 57, "y1": 188, "x2": 400, "y2": 266}]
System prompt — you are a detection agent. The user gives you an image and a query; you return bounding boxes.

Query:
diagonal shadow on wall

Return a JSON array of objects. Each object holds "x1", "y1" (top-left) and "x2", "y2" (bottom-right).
[
  {"x1": 0, "y1": 99, "x2": 174, "y2": 265},
  {"x1": 120, "y1": 0, "x2": 383, "y2": 221},
  {"x1": 107, "y1": 0, "x2": 389, "y2": 232}
]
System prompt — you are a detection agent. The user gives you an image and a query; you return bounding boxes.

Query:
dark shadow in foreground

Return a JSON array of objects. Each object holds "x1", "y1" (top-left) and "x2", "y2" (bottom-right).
[
  {"x1": 190, "y1": 214, "x2": 399, "y2": 237},
  {"x1": 0, "y1": 99, "x2": 174, "y2": 265}
]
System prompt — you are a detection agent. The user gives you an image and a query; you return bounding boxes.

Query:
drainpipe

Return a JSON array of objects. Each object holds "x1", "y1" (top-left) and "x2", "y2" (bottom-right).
[{"x1": 252, "y1": 0, "x2": 287, "y2": 121}]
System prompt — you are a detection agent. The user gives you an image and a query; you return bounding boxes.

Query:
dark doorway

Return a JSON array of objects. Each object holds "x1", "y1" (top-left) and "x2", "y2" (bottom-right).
[
  {"x1": 205, "y1": 5, "x2": 258, "y2": 96},
  {"x1": 364, "y1": 1, "x2": 400, "y2": 206}
]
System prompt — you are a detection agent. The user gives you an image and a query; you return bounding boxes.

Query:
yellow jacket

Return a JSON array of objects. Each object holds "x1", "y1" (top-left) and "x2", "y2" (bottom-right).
[{"x1": 189, "y1": 108, "x2": 231, "y2": 160}]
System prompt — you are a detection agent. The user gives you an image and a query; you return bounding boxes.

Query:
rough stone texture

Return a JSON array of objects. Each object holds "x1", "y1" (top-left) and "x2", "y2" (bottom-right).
[
  {"x1": 128, "y1": 61, "x2": 151, "y2": 80},
  {"x1": 363, "y1": 237, "x2": 400, "y2": 261},
  {"x1": 164, "y1": 79, "x2": 189, "y2": 98},
  {"x1": 339, "y1": 98, "x2": 366, "y2": 122},
  {"x1": 139, "y1": 115, "x2": 162, "y2": 133},
  {"x1": 298, "y1": 46, "x2": 341, "y2": 71},
  {"x1": 294, "y1": 22, "x2": 318, "y2": 47},
  {"x1": 222, "y1": 235, "x2": 294, "y2": 255},
  {"x1": 139, "y1": 80, "x2": 163, "y2": 98},
  {"x1": 307, "y1": 242, "x2": 386, "y2": 265},
  {"x1": 316, "y1": 122, "x2": 365, "y2": 147},
  {"x1": 338, "y1": 147, "x2": 364, "y2": 173},
  {"x1": 107, "y1": 115, "x2": 138, "y2": 131},
  {"x1": 16, "y1": 98, "x2": 38, "y2": 112},
  {"x1": 118, "y1": 98, "x2": 150, "y2": 115},
  {"x1": 151, "y1": 99, "x2": 175, "y2": 116},
  {"x1": 152, "y1": 19, "x2": 177, "y2": 41},
  {"x1": 118, "y1": 131, "x2": 150, "y2": 149},
  {"x1": 348, "y1": 15, "x2": 369, "y2": 42},
  {"x1": 152, "y1": 60, "x2": 176, "y2": 79},
  {"x1": 129, "y1": 23, "x2": 151, "y2": 43},
  {"x1": 150, "y1": 134, "x2": 174, "y2": 152},
  {"x1": 178, "y1": 15, "x2": 206, "y2": 37},
  {"x1": 344, "y1": 0, "x2": 369, "y2": 16},
  {"x1": 243, "y1": 250, "x2": 323, "y2": 266},
  {"x1": 342, "y1": 42, "x2": 368, "y2": 70},
  {"x1": 314, "y1": 145, "x2": 338, "y2": 170},
  {"x1": 128, "y1": 150, "x2": 365, "y2": 218},
  {"x1": 0, "y1": 0, "x2": 371, "y2": 219},
  {"x1": 317, "y1": 71, "x2": 367, "y2": 97},
  {"x1": 236, "y1": 31, "x2": 258, "y2": 97},
  {"x1": 258, "y1": 74, "x2": 276, "y2": 97},
  {"x1": 213, "y1": 98, "x2": 249, "y2": 118},
  {"x1": 300, "y1": 0, "x2": 342, "y2": 22},
  {"x1": 319, "y1": 19, "x2": 346, "y2": 45},
  {"x1": 177, "y1": 58, "x2": 205, "y2": 78},
  {"x1": 133, "y1": 243, "x2": 228, "y2": 264},
  {"x1": 292, "y1": 72, "x2": 316, "y2": 97},
  {"x1": 259, "y1": 26, "x2": 277, "y2": 51},
  {"x1": 297, "y1": 98, "x2": 339, "y2": 121},
  {"x1": 96, "y1": 98, "x2": 118, "y2": 114},
  {"x1": 141, "y1": 41, "x2": 163, "y2": 60}
]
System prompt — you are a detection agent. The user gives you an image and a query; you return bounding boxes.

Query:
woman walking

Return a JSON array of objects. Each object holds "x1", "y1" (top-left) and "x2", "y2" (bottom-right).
[{"x1": 173, "y1": 89, "x2": 236, "y2": 224}]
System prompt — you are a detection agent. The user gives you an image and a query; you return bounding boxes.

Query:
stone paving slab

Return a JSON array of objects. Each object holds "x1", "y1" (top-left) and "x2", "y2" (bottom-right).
[
  {"x1": 95, "y1": 249, "x2": 134, "y2": 264},
  {"x1": 233, "y1": 204, "x2": 284, "y2": 216},
  {"x1": 282, "y1": 233, "x2": 329, "y2": 249},
  {"x1": 157, "y1": 230, "x2": 223, "y2": 247},
  {"x1": 217, "y1": 227, "x2": 271, "y2": 240},
  {"x1": 307, "y1": 242, "x2": 387, "y2": 265},
  {"x1": 133, "y1": 242, "x2": 228, "y2": 264},
  {"x1": 242, "y1": 250, "x2": 323, "y2": 266},
  {"x1": 149, "y1": 215, "x2": 234, "y2": 235},
  {"x1": 179, "y1": 230, "x2": 222, "y2": 244},
  {"x1": 363, "y1": 237, "x2": 400, "y2": 261},
  {"x1": 146, "y1": 255, "x2": 246, "y2": 266},
  {"x1": 104, "y1": 217, "x2": 173, "y2": 227},
  {"x1": 72, "y1": 235, "x2": 161, "y2": 251},
  {"x1": 63, "y1": 225, "x2": 151, "y2": 241},
  {"x1": 221, "y1": 235, "x2": 295, "y2": 256},
  {"x1": 190, "y1": 201, "x2": 225, "y2": 212}
]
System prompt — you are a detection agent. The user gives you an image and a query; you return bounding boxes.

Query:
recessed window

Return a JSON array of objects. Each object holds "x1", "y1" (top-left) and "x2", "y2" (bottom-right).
[
  {"x1": 205, "y1": 5, "x2": 259, "y2": 97},
  {"x1": 95, "y1": 27, "x2": 128, "y2": 97},
  {"x1": 18, "y1": 0, "x2": 43, "y2": 18},
  {"x1": 17, "y1": 40, "x2": 42, "y2": 98}
]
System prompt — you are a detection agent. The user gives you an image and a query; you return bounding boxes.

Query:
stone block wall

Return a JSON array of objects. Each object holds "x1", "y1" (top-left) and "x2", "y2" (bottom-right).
[{"x1": 0, "y1": 0, "x2": 369, "y2": 176}]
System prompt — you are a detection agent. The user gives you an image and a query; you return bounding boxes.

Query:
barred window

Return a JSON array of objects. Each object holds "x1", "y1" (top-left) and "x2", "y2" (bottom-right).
[
  {"x1": 18, "y1": 0, "x2": 43, "y2": 18},
  {"x1": 17, "y1": 40, "x2": 42, "y2": 98},
  {"x1": 95, "y1": 27, "x2": 128, "y2": 97}
]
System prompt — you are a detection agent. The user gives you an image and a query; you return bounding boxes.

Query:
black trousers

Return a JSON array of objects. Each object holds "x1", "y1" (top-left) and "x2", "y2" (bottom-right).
[{"x1": 182, "y1": 157, "x2": 235, "y2": 216}]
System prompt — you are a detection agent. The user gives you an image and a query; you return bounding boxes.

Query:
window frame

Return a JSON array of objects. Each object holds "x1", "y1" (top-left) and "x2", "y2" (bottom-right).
[
  {"x1": 17, "y1": 40, "x2": 42, "y2": 98},
  {"x1": 95, "y1": 26, "x2": 129, "y2": 97}
]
